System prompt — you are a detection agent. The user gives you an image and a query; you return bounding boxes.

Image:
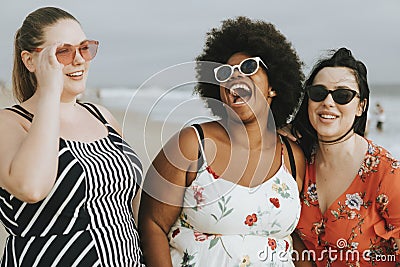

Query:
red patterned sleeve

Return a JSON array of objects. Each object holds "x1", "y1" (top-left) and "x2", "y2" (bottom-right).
[{"x1": 373, "y1": 151, "x2": 400, "y2": 241}]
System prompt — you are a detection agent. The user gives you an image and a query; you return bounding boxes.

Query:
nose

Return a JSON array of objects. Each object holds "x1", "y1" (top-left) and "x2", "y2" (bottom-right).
[
  {"x1": 322, "y1": 92, "x2": 335, "y2": 106},
  {"x1": 230, "y1": 67, "x2": 245, "y2": 79},
  {"x1": 72, "y1": 48, "x2": 85, "y2": 65}
]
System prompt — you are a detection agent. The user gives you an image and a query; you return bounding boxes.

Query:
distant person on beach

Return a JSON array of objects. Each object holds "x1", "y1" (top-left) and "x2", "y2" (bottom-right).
[
  {"x1": 0, "y1": 7, "x2": 144, "y2": 266},
  {"x1": 374, "y1": 102, "x2": 386, "y2": 132},
  {"x1": 292, "y1": 48, "x2": 400, "y2": 266},
  {"x1": 139, "y1": 17, "x2": 310, "y2": 266}
]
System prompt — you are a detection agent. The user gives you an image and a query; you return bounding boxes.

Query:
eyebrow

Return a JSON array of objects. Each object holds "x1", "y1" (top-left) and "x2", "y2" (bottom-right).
[
  {"x1": 335, "y1": 85, "x2": 353, "y2": 89},
  {"x1": 74, "y1": 39, "x2": 90, "y2": 45}
]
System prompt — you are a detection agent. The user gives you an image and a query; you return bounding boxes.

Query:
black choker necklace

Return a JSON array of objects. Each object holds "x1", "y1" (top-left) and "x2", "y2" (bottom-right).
[{"x1": 318, "y1": 122, "x2": 355, "y2": 145}]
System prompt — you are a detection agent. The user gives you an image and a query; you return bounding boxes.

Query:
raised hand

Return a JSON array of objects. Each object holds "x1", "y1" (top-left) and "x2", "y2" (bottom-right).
[{"x1": 34, "y1": 42, "x2": 65, "y2": 96}]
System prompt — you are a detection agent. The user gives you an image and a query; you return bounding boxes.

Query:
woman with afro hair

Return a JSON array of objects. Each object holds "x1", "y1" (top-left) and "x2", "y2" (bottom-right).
[{"x1": 139, "y1": 17, "x2": 309, "y2": 266}]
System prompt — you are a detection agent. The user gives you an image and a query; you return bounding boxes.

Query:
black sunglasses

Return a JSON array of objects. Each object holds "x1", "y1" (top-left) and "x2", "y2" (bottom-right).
[
  {"x1": 306, "y1": 85, "x2": 360, "y2": 105},
  {"x1": 213, "y1": 57, "x2": 268, "y2": 83}
]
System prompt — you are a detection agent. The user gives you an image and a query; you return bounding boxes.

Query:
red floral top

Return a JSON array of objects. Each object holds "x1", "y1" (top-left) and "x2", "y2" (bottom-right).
[{"x1": 296, "y1": 140, "x2": 400, "y2": 266}]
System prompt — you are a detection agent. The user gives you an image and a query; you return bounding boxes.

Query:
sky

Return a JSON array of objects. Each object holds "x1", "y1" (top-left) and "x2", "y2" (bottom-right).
[{"x1": 0, "y1": 0, "x2": 399, "y2": 89}]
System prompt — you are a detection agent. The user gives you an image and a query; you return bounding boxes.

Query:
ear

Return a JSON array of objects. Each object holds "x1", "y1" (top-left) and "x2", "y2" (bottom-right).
[
  {"x1": 357, "y1": 98, "x2": 367, "y2": 116},
  {"x1": 21, "y1": 50, "x2": 35, "y2": 72}
]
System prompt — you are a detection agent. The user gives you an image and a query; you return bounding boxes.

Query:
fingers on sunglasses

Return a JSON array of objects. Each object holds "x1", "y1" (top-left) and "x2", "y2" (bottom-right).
[{"x1": 33, "y1": 40, "x2": 99, "y2": 65}]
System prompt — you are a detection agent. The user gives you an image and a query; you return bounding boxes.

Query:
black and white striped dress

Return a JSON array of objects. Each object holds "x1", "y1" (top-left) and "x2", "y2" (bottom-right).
[{"x1": 0, "y1": 103, "x2": 145, "y2": 266}]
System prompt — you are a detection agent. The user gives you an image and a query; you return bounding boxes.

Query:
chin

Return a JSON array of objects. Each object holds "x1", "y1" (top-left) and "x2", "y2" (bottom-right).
[{"x1": 64, "y1": 86, "x2": 86, "y2": 98}]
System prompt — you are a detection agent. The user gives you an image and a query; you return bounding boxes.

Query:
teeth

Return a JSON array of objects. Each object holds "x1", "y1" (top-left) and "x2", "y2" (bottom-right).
[
  {"x1": 67, "y1": 71, "x2": 83, "y2": 77},
  {"x1": 230, "y1": 83, "x2": 250, "y2": 92},
  {"x1": 320, "y1": 114, "x2": 336, "y2": 119}
]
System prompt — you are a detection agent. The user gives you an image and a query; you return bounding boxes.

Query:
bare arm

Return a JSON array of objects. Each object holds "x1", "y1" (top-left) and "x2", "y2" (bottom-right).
[
  {"x1": 138, "y1": 127, "x2": 198, "y2": 267},
  {"x1": 0, "y1": 44, "x2": 63, "y2": 203}
]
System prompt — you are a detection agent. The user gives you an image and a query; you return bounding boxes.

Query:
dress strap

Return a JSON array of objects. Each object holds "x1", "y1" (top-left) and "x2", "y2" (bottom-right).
[
  {"x1": 281, "y1": 136, "x2": 296, "y2": 180},
  {"x1": 78, "y1": 102, "x2": 108, "y2": 124},
  {"x1": 191, "y1": 124, "x2": 207, "y2": 171},
  {"x1": 4, "y1": 105, "x2": 33, "y2": 122}
]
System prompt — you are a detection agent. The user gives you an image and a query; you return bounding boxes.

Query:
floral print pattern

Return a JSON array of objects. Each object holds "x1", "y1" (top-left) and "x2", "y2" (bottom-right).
[
  {"x1": 168, "y1": 134, "x2": 300, "y2": 266},
  {"x1": 376, "y1": 193, "x2": 389, "y2": 216},
  {"x1": 211, "y1": 195, "x2": 234, "y2": 223},
  {"x1": 297, "y1": 140, "x2": 400, "y2": 266},
  {"x1": 311, "y1": 218, "x2": 326, "y2": 236},
  {"x1": 344, "y1": 193, "x2": 364, "y2": 210},
  {"x1": 244, "y1": 213, "x2": 258, "y2": 226},
  {"x1": 192, "y1": 185, "x2": 205, "y2": 210},
  {"x1": 269, "y1": 197, "x2": 280, "y2": 208},
  {"x1": 181, "y1": 250, "x2": 196, "y2": 267},
  {"x1": 239, "y1": 255, "x2": 251, "y2": 267},
  {"x1": 172, "y1": 228, "x2": 180, "y2": 238},
  {"x1": 206, "y1": 166, "x2": 219, "y2": 179},
  {"x1": 307, "y1": 183, "x2": 318, "y2": 202},
  {"x1": 268, "y1": 238, "x2": 277, "y2": 250},
  {"x1": 271, "y1": 178, "x2": 291, "y2": 198}
]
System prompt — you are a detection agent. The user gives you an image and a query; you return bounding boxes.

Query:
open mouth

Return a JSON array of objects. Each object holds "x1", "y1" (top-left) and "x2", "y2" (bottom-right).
[
  {"x1": 66, "y1": 71, "x2": 84, "y2": 77},
  {"x1": 319, "y1": 113, "x2": 338, "y2": 120},
  {"x1": 226, "y1": 83, "x2": 252, "y2": 105}
]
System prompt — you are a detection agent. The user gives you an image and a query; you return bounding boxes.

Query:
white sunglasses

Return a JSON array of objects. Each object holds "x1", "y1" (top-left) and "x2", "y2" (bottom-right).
[{"x1": 213, "y1": 57, "x2": 269, "y2": 83}]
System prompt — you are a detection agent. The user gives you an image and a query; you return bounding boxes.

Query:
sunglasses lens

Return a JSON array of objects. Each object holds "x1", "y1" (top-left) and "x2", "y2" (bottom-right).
[
  {"x1": 215, "y1": 65, "x2": 232, "y2": 82},
  {"x1": 240, "y1": 58, "x2": 258, "y2": 75},
  {"x1": 80, "y1": 41, "x2": 98, "y2": 61},
  {"x1": 56, "y1": 45, "x2": 74, "y2": 65},
  {"x1": 307, "y1": 85, "x2": 328, "y2": 102},
  {"x1": 307, "y1": 86, "x2": 357, "y2": 104},
  {"x1": 332, "y1": 89, "x2": 356, "y2": 104}
]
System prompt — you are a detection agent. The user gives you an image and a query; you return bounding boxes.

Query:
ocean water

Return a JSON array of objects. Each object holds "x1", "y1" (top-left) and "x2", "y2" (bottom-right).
[
  {"x1": 367, "y1": 85, "x2": 400, "y2": 158},
  {"x1": 95, "y1": 84, "x2": 400, "y2": 159}
]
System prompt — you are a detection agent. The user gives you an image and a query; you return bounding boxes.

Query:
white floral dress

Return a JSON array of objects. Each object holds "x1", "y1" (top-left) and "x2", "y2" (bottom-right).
[{"x1": 168, "y1": 126, "x2": 301, "y2": 267}]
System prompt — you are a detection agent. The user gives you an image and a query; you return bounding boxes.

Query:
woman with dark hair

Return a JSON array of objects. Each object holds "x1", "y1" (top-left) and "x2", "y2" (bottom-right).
[
  {"x1": 292, "y1": 48, "x2": 400, "y2": 266},
  {"x1": 139, "y1": 17, "x2": 307, "y2": 266},
  {"x1": 0, "y1": 7, "x2": 144, "y2": 266}
]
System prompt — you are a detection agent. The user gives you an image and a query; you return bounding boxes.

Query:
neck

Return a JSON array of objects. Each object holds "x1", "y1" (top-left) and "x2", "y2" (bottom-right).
[
  {"x1": 316, "y1": 133, "x2": 361, "y2": 164},
  {"x1": 24, "y1": 93, "x2": 78, "y2": 115},
  {"x1": 318, "y1": 122, "x2": 355, "y2": 144},
  {"x1": 60, "y1": 98, "x2": 78, "y2": 112},
  {"x1": 224, "y1": 117, "x2": 276, "y2": 150}
]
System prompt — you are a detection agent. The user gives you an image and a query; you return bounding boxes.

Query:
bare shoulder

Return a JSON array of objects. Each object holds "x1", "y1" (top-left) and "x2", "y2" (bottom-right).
[
  {"x1": 194, "y1": 120, "x2": 224, "y2": 137},
  {"x1": 88, "y1": 103, "x2": 117, "y2": 121},
  {"x1": 170, "y1": 125, "x2": 201, "y2": 162},
  {"x1": 149, "y1": 125, "x2": 200, "y2": 186},
  {"x1": 0, "y1": 109, "x2": 28, "y2": 132},
  {"x1": 0, "y1": 109, "x2": 29, "y2": 164},
  {"x1": 88, "y1": 103, "x2": 122, "y2": 134}
]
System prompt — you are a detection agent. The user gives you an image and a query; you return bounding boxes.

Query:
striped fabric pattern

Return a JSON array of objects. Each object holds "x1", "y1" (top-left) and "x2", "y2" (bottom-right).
[{"x1": 0, "y1": 104, "x2": 144, "y2": 266}]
